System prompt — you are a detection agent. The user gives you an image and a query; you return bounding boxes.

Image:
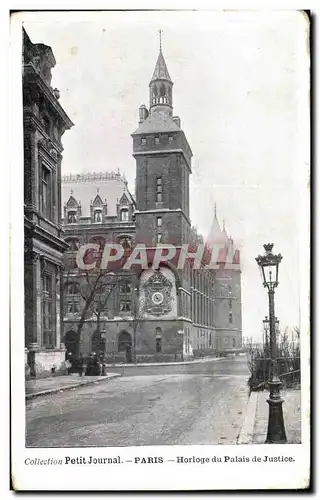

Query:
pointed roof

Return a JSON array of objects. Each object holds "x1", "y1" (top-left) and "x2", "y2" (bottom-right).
[
  {"x1": 132, "y1": 110, "x2": 180, "y2": 135},
  {"x1": 150, "y1": 50, "x2": 172, "y2": 83},
  {"x1": 92, "y1": 193, "x2": 103, "y2": 206},
  {"x1": 207, "y1": 215, "x2": 223, "y2": 244},
  {"x1": 119, "y1": 192, "x2": 129, "y2": 205},
  {"x1": 65, "y1": 195, "x2": 79, "y2": 208},
  {"x1": 206, "y1": 205, "x2": 226, "y2": 244},
  {"x1": 221, "y1": 219, "x2": 229, "y2": 243}
]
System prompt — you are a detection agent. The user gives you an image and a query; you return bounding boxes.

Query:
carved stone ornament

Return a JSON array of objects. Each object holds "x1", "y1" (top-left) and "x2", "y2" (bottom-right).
[
  {"x1": 38, "y1": 137, "x2": 58, "y2": 158},
  {"x1": 143, "y1": 269, "x2": 173, "y2": 316}
]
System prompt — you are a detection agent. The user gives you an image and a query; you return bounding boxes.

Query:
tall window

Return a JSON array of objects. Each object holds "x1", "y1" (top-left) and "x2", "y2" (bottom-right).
[
  {"x1": 120, "y1": 280, "x2": 132, "y2": 294},
  {"x1": 67, "y1": 211, "x2": 77, "y2": 224},
  {"x1": 157, "y1": 216, "x2": 162, "y2": 228},
  {"x1": 42, "y1": 273, "x2": 54, "y2": 347},
  {"x1": 41, "y1": 166, "x2": 51, "y2": 219},
  {"x1": 156, "y1": 177, "x2": 162, "y2": 202},
  {"x1": 94, "y1": 210, "x2": 102, "y2": 223},
  {"x1": 154, "y1": 136, "x2": 160, "y2": 144},
  {"x1": 155, "y1": 327, "x2": 162, "y2": 353},
  {"x1": 120, "y1": 209, "x2": 129, "y2": 221},
  {"x1": 120, "y1": 300, "x2": 131, "y2": 312},
  {"x1": 65, "y1": 282, "x2": 80, "y2": 314},
  {"x1": 157, "y1": 233, "x2": 162, "y2": 243},
  {"x1": 229, "y1": 311, "x2": 233, "y2": 324}
]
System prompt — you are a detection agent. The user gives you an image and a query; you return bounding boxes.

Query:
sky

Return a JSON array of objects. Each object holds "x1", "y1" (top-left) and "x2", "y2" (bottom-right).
[{"x1": 22, "y1": 10, "x2": 309, "y2": 340}]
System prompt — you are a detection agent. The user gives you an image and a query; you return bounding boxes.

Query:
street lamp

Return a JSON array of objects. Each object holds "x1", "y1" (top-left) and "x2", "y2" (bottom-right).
[
  {"x1": 256, "y1": 243, "x2": 287, "y2": 443},
  {"x1": 262, "y1": 316, "x2": 270, "y2": 356}
]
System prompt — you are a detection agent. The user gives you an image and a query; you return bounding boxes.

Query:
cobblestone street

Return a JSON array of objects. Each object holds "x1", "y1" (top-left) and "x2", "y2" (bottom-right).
[{"x1": 26, "y1": 356, "x2": 250, "y2": 447}]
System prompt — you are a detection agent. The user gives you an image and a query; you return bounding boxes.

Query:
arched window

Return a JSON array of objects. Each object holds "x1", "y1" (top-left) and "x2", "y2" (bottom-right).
[
  {"x1": 67, "y1": 211, "x2": 77, "y2": 224},
  {"x1": 118, "y1": 331, "x2": 132, "y2": 352},
  {"x1": 64, "y1": 330, "x2": 80, "y2": 358},
  {"x1": 94, "y1": 210, "x2": 102, "y2": 223},
  {"x1": 120, "y1": 209, "x2": 129, "y2": 222},
  {"x1": 155, "y1": 327, "x2": 162, "y2": 353}
]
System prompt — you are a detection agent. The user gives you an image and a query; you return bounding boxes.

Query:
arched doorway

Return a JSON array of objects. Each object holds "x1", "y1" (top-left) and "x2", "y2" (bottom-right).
[
  {"x1": 118, "y1": 331, "x2": 132, "y2": 362},
  {"x1": 155, "y1": 327, "x2": 162, "y2": 353},
  {"x1": 64, "y1": 330, "x2": 80, "y2": 359},
  {"x1": 91, "y1": 330, "x2": 106, "y2": 356}
]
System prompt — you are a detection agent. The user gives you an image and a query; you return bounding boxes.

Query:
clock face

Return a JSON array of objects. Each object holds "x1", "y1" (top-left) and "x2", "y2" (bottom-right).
[{"x1": 152, "y1": 292, "x2": 164, "y2": 305}]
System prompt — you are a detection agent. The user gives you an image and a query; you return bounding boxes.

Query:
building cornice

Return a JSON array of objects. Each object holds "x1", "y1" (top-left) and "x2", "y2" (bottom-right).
[{"x1": 23, "y1": 64, "x2": 74, "y2": 129}]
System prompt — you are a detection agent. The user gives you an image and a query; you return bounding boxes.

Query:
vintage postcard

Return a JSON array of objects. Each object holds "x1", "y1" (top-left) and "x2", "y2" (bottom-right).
[{"x1": 10, "y1": 8, "x2": 310, "y2": 491}]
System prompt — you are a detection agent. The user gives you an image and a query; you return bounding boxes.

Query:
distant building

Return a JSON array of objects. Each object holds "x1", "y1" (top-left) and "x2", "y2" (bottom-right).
[
  {"x1": 23, "y1": 28, "x2": 73, "y2": 376},
  {"x1": 61, "y1": 41, "x2": 242, "y2": 362}
]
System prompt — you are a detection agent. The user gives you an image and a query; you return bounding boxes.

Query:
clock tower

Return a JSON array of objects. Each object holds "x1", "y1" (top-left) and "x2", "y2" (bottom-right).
[{"x1": 132, "y1": 40, "x2": 193, "y2": 247}]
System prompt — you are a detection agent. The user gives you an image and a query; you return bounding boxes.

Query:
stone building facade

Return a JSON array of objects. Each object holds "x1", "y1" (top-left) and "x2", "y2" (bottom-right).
[
  {"x1": 23, "y1": 28, "x2": 73, "y2": 376},
  {"x1": 61, "y1": 44, "x2": 242, "y2": 362}
]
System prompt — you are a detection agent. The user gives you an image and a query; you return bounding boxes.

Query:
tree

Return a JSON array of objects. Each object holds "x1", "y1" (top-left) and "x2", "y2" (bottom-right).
[
  {"x1": 81, "y1": 271, "x2": 120, "y2": 354},
  {"x1": 64, "y1": 242, "x2": 120, "y2": 356},
  {"x1": 130, "y1": 287, "x2": 146, "y2": 363}
]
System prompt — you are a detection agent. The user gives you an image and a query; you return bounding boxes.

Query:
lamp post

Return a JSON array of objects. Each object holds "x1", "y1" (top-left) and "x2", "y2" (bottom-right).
[
  {"x1": 262, "y1": 316, "x2": 269, "y2": 356},
  {"x1": 256, "y1": 243, "x2": 287, "y2": 443}
]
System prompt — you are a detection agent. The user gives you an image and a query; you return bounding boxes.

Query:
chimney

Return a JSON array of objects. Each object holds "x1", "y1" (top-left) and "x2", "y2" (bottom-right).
[{"x1": 139, "y1": 104, "x2": 149, "y2": 124}]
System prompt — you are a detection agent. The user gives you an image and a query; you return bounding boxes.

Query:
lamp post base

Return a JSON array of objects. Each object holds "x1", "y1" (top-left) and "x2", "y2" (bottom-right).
[{"x1": 265, "y1": 396, "x2": 287, "y2": 444}]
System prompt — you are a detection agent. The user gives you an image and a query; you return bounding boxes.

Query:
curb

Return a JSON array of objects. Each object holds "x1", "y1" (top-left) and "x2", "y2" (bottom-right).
[
  {"x1": 25, "y1": 373, "x2": 121, "y2": 400},
  {"x1": 106, "y1": 356, "x2": 230, "y2": 368},
  {"x1": 237, "y1": 391, "x2": 258, "y2": 445}
]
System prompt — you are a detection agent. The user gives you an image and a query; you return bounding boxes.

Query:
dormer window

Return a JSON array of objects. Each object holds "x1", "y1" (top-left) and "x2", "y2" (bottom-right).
[
  {"x1": 169, "y1": 135, "x2": 174, "y2": 142},
  {"x1": 154, "y1": 137, "x2": 160, "y2": 144},
  {"x1": 141, "y1": 137, "x2": 147, "y2": 145},
  {"x1": 67, "y1": 211, "x2": 77, "y2": 224},
  {"x1": 120, "y1": 209, "x2": 129, "y2": 222},
  {"x1": 94, "y1": 210, "x2": 102, "y2": 223}
]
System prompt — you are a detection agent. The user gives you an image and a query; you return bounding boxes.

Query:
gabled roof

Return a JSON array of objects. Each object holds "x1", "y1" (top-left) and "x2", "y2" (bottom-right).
[
  {"x1": 132, "y1": 110, "x2": 180, "y2": 135},
  {"x1": 119, "y1": 192, "x2": 129, "y2": 205},
  {"x1": 62, "y1": 172, "x2": 134, "y2": 218},
  {"x1": 65, "y1": 195, "x2": 79, "y2": 208},
  {"x1": 92, "y1": 193, "x2": 103, "y2": 207},
  {"x1": 150, "y1": 50, "x2": 172, "y2": 83}
]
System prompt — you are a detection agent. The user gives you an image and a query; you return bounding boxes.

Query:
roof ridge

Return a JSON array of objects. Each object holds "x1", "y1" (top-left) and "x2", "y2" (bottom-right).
[{"x1": 62, "y1": 171, "x2": 126, "y2": 183}]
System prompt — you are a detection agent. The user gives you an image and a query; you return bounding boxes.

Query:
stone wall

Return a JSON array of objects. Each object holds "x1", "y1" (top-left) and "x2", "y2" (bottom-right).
[{"x1": 34, "y1": 350, "x2": 67, "y2": 378}]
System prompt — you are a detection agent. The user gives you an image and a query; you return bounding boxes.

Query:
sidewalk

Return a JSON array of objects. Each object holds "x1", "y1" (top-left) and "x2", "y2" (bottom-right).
[
  {"x1": 105, "y1": 355, "x2": 231, "y2": 368},
  {"x1": 238, "y1": 388, "x2": 301, "y2": 444},
  {"x1": 25, "y1": 373, "x2": 120, "y2": 400}
]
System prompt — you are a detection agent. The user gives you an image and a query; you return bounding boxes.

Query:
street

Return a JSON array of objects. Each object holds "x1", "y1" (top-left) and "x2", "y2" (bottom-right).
[{"x1": 26, "y1": 355, "x2": 250, "y2": 447}]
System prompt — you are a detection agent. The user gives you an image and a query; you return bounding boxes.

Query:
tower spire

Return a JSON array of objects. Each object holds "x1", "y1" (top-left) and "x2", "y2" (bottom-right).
[
  {"x1": 149, "y1": 32, "x2": 173, "y2": 115},
  {"x1": 214, "y1": 202, "x2": 217, "y2": 218},
  {"x1": 158, "y1": 29, "x2": 163, "y2": 52}
]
